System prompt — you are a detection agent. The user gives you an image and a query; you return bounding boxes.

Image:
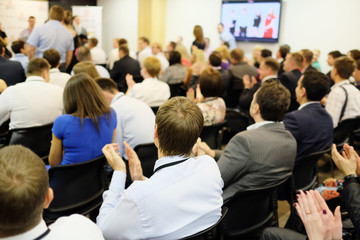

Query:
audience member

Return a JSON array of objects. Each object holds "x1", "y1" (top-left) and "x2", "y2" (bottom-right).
[
  {"x1": 217, "y1": 23, "x2": 236, "y2": 50},
  {"x1": 73, "y1": 61, "x2": 100, "y2": 79},
  {"x1": 175, "y1": 44, "x2": 191, "y2": 67},
  {"x1": 26, "y1": 5, "x2": 74, "y2": 70},
  {"x1": 0, "y1": 22, "x2": 11, "y2": 58},
  {"x1": 49, "y1": 73, "x2": 116, "y2": 167},
  {"x1": 251, "y1": 44, "x2": 264, "y2": 68},
  {"x1": 300, "y1": 49, "x2": 317, "y2": 73},
  {"x1": 184, "y1": 48, "x2": 207, "y2": 89},
  {"x1": 10, "y1": 40, "x2": 28, "y2": 73},
  {"x1": 215, "y1": 45, "x2": 231, "y2": 70},
  {"x1": 126, "y1": 56, "x2": 170, "y2": 107},
  {"x1": 160, "y1": 50, "x2": 186, "y2": 85},
  {"x1": 326, "y1": 50, "x2": 342, "y2": 85},
  {"x1": 151, "y1": 42, "x2": 169, "y2": 73},
  {"x1": 311, "y1": 49, "x2": 321, "y2": 72},
  {"x1": 258, "y1": 48, "x2": 272, "y2": 63},
  {"x1": 96, "y1": 78, "x2": 155, "y2": 158},
  {"x1": 75, "y1": 46, "x2": 110, "y2": 78},
  {"x1": 19, "y1": 16, "x2": 36, "y2": 42},
  {"x1": 0, "y1": 145, "x2": 105, "y2": 239},
  {"x1": 0, "y1": 58, "x2": 63, "y2": 129},
  {"x1": 354, "y1": 59, "x2": 360, "y2": 90},
  {"x1": 89, "y1": 37, "x2": 106, "y2": 65},
  {"x1": 43, "y1": 48, "x2": 71, "y2": 88},
  {"x1": 276, "y1": 44, "x2": 290, "y2": 75},
  {"x1": 278, "y1": 52, "x2": 303, "y2": 112},
  {"x1": 107, "y1": 38, "x2": 120, "y2": 70},
  {"x1": 137, "y1": 36, "x2": 152, "y2": 68},
  {"x1": 0, "y1": 41, "x2": 25, "y2": 86},
  {"x1": 348, "y1": 49, "x2": 360, "y2": 61},
  {"x1": 325, "y1": 56, "x2": 360, "y2": 143},
  {"x1": 283, "y1": 71, "x2": 333, "y2": 164},
  {"x1": 195, "y1": 81, "x2": 296, "y2": 201},
  {"x1": 166, "y1": 41, "x2": 176, "y2": 53},
  {"x1": 110, "y1": 44, "x2": 141, "y2": 92},
  {"x1": 97, "y1": 96, "x2": 223, "y2": 239},
  {"x1": 192, "y1": 25, "x2": 205, "y2": 50},
  {"x1": 208, "y1": 51, "x2": 230, "y2": 100}
]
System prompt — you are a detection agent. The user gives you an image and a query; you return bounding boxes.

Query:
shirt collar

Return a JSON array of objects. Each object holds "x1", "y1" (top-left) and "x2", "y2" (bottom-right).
[
  {"x1": 111, "y1": 92, "x2": 125, "y2": 104},
  {"x1": 262, "y1": 75, "x2": 277, "y2": 83},
  {"x1": 50, "y1": 68, "x2": 60, "y2": 73},
  {"x1": 331, "y1": 79, "x2": 350, "y2": 90},
  {"x1": 298, "y1": 101, "x2": 320, "y2": 110},
  {"x1": 247, "y1": 120, "x2": 274, "y2": 130},
  {"x1": 153, "y1": 155, "x2": 188, "y2": 172},
  {"x1": 1, "y1": 220, "x2": 47, "y2": 240},
  {"x1": 25, "y1": 76, "x2": 46, "y2": 83}
]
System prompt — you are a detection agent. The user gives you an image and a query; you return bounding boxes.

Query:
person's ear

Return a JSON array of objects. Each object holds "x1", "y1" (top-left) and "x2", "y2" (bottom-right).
[
  {"x1": 154, "y1": 124, "x2": 159, "y2": 148},
  {"x1": 253, "y1": 103, "x2": 260, "y2": 115},
  {"x1": 43, "y1": 188, "x2": 54, "y2": 209}
]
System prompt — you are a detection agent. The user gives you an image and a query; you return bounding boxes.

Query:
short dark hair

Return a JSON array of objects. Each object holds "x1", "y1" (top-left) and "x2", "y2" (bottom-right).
[
  {"x1": 255, "y1": 81, "x2": 290, "y2": 121},
  {"x1": 261, "y1": 49, "x2": 272, "y2": 58},
  {"x1": 76, "y1": 46, "x2": 91, "y2": 62},
  {"x1": 209, "y1": 51, "x2": 222, "y2": 67},
  {"x1": 26, "y1": 58, "x2": 50, "y2": 76},
  {"x1": 301, "y1": 71, "x2": 330, "y2": 101},
  {"x1": 289, "y1": 52, "x2": 304, "y2": 68},
  {"x1": 355, "y1": 59, "x2": 360, "y2": 70},
  {"x1": 279, "y1": 44, "x2": 290, "y2": 59},
  {"x1": 168, "y1": 50, "x2": 181, "y2": 66},
  {"x1": 230, "y1": 48, "x2": 244, "y2": 62},
  {"x1": 96, "y1": 78, "x2": 118, "y2": 94},
  {"x1": 119, "y1": 38, "x2": 128, "y2": 46},
  {"x1": 199, "y1": 68, "x2": 222, "y2": 98},
  {"x1": 0, "y1": 41, "x2": 4, "y2": 55},
  {"x1": 49, "y1": 5, "x2": 64, "y2": 21},
  {"x1": 43, "y1": 49, "x2": 60, "y2": 68},
  {"x1": 119, "y1": 45, "x2": 129, "y2": 56},
  {"x1": 139, "y1": 36, "x2": 150, "y2": 45},
  {"x1": 328, "y1": 50, "x2": 342, "y2": 59},
  {"x1": 334, "y1": 56, "x2": 355, "y2": 79},
  {"x1": 11, "y1": 40, "x2": 25, "y2": 54},
  {"x1": 156, "y1": 97, "x2": 204, "y2": 156},
  {"x1": 263, "y1": 57, "x2": 280, "y2": 72},
  {"x1": 168, "y1": 41, "x2": 176, "y2": 50},
  {"x1": 301, "y1": 49, "x2": 313, "y2": 63},
  {"x1": 349, "y1": 49, "x2": 360, "y2": 61}
]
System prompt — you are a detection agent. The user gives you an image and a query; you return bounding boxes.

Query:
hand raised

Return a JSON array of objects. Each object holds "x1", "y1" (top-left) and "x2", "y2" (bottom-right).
[
  {"x1": 332, "y1": 143, "x2": 357, "y2": 176},
  {"x1": 124, "y1": 141, "x2": 145, "y2": 181},
  {"x1": 102, "y1": 143, "x2": 126, "y2": 173}
]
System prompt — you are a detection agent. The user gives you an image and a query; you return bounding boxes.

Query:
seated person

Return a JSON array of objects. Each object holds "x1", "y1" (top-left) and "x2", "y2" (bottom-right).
[
  {"x1": 96, "y1": 77, "x2": 155, "y2": 158},
  {"x1": 0, "y1": 145, "x2": 104, "y2": 239},
  {"x1": 125, "y1": 56, "x2": 170, "y2": 107},
  {"x1": 49, "y1": 73, "x2": 116, "y2": 167},
  {"x1": 10, "y1": 40, "x2": 28, "y2": 74},
  {"x1": 194, "y1": 80, "x2": 296, "y2": 201},
  {"x1": 73, "y1": 61, "x2": 100, "y2": 79},
  {"x1": 43, "y1": 48, "x2": 71, "y2": 88},
  {"x1": 96, "y1": 97, "x2": 223, "y2": 239}
]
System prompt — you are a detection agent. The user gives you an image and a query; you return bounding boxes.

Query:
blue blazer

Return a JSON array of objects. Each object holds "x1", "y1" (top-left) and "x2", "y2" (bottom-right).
[
  {"x1": 283, "y1": 102, "x2": 333, "y2": 164},
  {"x1": 0, "y1": 56, "x2": 26, "y2": 86}
]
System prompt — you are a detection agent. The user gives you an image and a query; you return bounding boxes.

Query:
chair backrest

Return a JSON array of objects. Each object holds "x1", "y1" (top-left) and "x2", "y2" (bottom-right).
[
  {"x1": 134, "y1": 143, "x2": 158, "y2": 178},
  {"x1": 151, "y1": 106, "x2": 160, "y2": 115},
  {"x1": 293, "y1": 147, "x2": 331, "y2": 191},
  {"x1": 45, "y1": 155, "x2": 108, "y2": 213},
  {"x1": 181, "y1": 207, "x2": 228, "y2": 240},
  {"x1": 222, "y1": 179, "x2": 287, "y2": 238},
  {"x1": 223, "y1": 108, "x2": 249, "y2": 144},
  {"x1": 169, "y1": 83, "x2": 186, "y2": 98},
  {"x1": 200, "y1": 120, "x2": 227, "y2": 149},
  {"x1": 7, "y1": 123, "x2": 53, "y2": 158}
]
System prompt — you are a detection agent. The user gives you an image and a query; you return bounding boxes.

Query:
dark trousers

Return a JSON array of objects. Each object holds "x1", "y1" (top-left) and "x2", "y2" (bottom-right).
[{"x1": 261, "y1": 227, "x2": 306, "y2": 240}]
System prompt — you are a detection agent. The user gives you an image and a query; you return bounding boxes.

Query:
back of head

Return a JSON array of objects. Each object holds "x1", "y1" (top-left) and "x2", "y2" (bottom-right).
[
  {"x1": 263, "y1": 57, "x2": 280, "y2": 73},
  {"x1": 356, "y1": 59, "x2": 360, "y2": 70},
  {"x1": 26, "y1": 58, "x2": 50, "y2": 77},
  {"x1": 169, "y1": 50, "x2": 181, "y2": 66},
  {"x1": 43, "y1": 49, "x2": 60, "y2": 69},
  {"x1": 49, "y1": 5, "x2": 64, "y2": 21},
  {"x1": 73, "y1": 62, "x2": 100, "y2": 79},
  {"x1": 255, "y1": 80, "x2": 290, "y2": 121},
  {"x1": 261, "y1": 49, "x2": 272, "y2": 58},
  {"x1": 199, "y1": 68, "x2": 222, "y2": 97},
  {"x1": 143, "y1": 56, "x2": 161, "y2": 77},
  {"x1": 156, "y1": 97, "x2": 204, "y2": 156},
  {"x1": 209, "y1": 51, "x2": 222, "y2": 67},
  {"x1": 289, "y1": 52, "x2": 304, "y2": 69},
  {"x1": 118, "y1": 38, "x2": 128, "y2": 46},
  {"x1": 328, "y1": 50, "x2": 342, "y2": 59},
  {"x1": 279, "y1": 44, "x2": 290, "y2": 59},
  {"x1": 349, "y1": 49, "x2": 360, "y2": 61},
  {"x1": 169, "y1": 41, "x2": 176, "y2": 50},
  {"x1": 301, "y1": 71, "x2": 329, "y2": 101},
  {"x1": 334, "y1": 56, "x2": 355, "y2": 79},
  {"x1": 0, "y1": 145, "x2": 48, "y2": 237},
  {"x1": 63, "y1": 10, "x2": 72, "y2": 25},
  {"x1": 119, "y1": 44, "x2": 129, "y2": 56},
  {"x1": 193, "y1": 25, "x2": 204, "y2": 44},
  {"x1": 89, "y1": 38, "x2": 98, "y2": 47},
  {"x1": 76, "y1": 46, "x2": 91, "y2": 62},
  {"x1": 301, "y1": 49, "x2": 313, "y2": 64},
  {"x1": 96, "y1": 77, "x2": 118, "y2": 94},
  {"x1": 231, "y1": 48, "x2": 244, "y2": 62},
  {"x1": 215, "y1": 45, "x2": 230, "y2": 60},
  {"x1": 11, "y1": 40, "x2": 25, "y2": 54},
  {"x1": 175, "y1": 44, "x2": 189, "y2": 60}
]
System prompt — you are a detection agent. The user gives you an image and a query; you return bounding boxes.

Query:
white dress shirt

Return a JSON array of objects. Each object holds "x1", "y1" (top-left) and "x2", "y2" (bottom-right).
[
  {"x1": 107, "y1": 48, "x2": 119, "y2": 70},
  {"x1": 155, "y1": 52, "x2": 169, "y2": 72},
  {"x1": 91, "y1": 47, "x2": 107, "y2": 65},
  {"x1": 137, "y1": 46, "x2": 152, "y2": 68},
  {"x1": 127, "y1": 77, "x2": 170, "y2": 107},
  {"x1": 247, "y1": 120, "x2": 275, "y2": 130},
  {"x1": 0, "y1": 76, "x2": 63, "y2": 129},
  {"x1": 49, "y1": 68, "x2": 71, "y2": 88},
  {"x1": 0, "y1": 214, "x2": 104, "y2": 240},
  {"x1": 95, "y1": 65, "x2": 110, "y2": 78},
  {"x1": 110, "y1": 92, "x2": 155, "y2": 158},
  {"x1": 97, "y1": 155, "x2": 223, "y2": 240},
  {"x1": 325, "y1": 80, "x2": 360, "y2": 128}
]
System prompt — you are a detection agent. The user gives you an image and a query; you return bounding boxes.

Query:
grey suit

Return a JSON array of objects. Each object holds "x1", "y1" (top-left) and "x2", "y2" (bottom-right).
[{"x1": 217, "y1": 122, "x2": 297, "y2": 201}]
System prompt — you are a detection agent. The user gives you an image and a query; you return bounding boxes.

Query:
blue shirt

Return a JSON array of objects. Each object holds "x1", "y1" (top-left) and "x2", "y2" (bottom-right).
[
  {"x1": 27, "y1": 20, "x2": 74, "y2": 63},
  {"x1": 52, "y1": 110, "x2": 117, "y2": 165},
  {"x1": 11, "y1": 53, "x2": 29, "y2": 74},
  {"x1": 220, "y1": 30, "x2": 237, "y2": 50}
]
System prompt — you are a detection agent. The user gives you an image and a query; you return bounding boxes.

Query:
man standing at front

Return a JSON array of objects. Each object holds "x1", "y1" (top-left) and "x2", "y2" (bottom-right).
[
  {"x1": 217, "y1": 23, "x2": 236, "y2": 50},
  {"x1": 97, "y1": 97, "x2": 223, "y2": 239}
]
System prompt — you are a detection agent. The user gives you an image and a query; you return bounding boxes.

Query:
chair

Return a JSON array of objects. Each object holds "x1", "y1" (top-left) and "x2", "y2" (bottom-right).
[
  {"x1": 181, "y1": 207, "x2": 228, "y2": 240},
  {"x1": 6, "y1": 123, "x2": 53, "y2": 160},
  {"x1": 43, "y1": 155, "x2": 108, "y2": 225},
  {"x1": 0, "y1": 119, "x2": 9, "y2": 147},
  {"x1": 169, "y1": 83, "x2": 186, "y2": 98},
  {"x1": 200, "y1": 121, "x2": 227, "y2": 149},
  {"x1": 221, "y1": 179, "x2": 288, "y2": 240},
  {"x1": 151, "y1": 106, "x2": 160, "y2": 115},
  {"x1": 223, "y1": 108, "x2": 250, "y2": 144}
]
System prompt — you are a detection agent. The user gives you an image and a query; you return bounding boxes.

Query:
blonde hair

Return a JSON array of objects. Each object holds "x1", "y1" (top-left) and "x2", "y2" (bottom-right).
[
  {"x1": 143, "y1": 56, "x2": 161, "y2": 77},
  {"x1": 216, "y1": 45, "x2": 230, "y2": 60},
  {"x1": 192, "y1": 49, "x2": 206, "y2": 65},
  {"x1": 73, "y1": 62, "x2": 100, "y2": 79},
  {"x1": 175, "y1": 44, "x2": 190, "y2": 61}
]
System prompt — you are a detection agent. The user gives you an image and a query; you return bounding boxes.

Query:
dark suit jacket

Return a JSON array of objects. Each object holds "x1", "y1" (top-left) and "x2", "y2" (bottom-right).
[
  {"x1": 303, "y1": 65, "x2": 317, "y2": 73},
  {"x1": 283, "y1": 102, "x2": 333, "y2": 164},
  {"x1": 0, "y1": 56, "x2": 26, "y2": 86},
  {"x1": 278, "y1": 69, "x2": 302, "y2": 112},
  {"x1": 110, "y1": 55, "x2": 141, "y2": 92}
]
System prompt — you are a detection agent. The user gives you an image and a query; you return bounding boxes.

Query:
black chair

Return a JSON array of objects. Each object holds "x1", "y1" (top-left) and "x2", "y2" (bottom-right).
[
  {"x1": 6, "y1": 123, "x2": 53, "y2": 160},
  {"x1": 151, "y1": 106, "x2": 160, "y2": 115},
  {"x1": 0, "y1": 119, "x2": 9, "y2": 147},
  {"x1": 43, "y1": 155, "x2": 108, "y2": 225},
  {"x1": 181, "y1": 207, "x2": 228, "y2": 240},
  {"x1": 221, "y1": 179, "x2": 288, "y2": 240},
  {"x1": 200, "y1": 121, "x2": 227, "y2": 149},
  {"x1": 169, "y1": 83, "x2": 186, "y2": 98},
  {"x1": 223, "y1": 108, "x2": 250, "y2": 144}
]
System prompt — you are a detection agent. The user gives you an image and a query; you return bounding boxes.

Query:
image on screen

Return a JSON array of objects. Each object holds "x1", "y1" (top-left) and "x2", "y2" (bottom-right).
[{"x1": 221, "y1": 0, "x2": 282, "y2": 43}]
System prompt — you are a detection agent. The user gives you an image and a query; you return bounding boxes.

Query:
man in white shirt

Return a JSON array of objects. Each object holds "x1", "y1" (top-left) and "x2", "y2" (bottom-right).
[
  {"x1": 126, "y1": 56, "x2": 170, "y2": 107},
  {"x1": 97, "y1": 96, "x2": 223, "y2": 240},
  {"x1": 76, "y1": 46, "x2": 110, "y2": 78},
  {"x1": 151, "y1": 42, "x2": 169, "y2": 73},
  {"x1": 88, "y1": 37, "x2": 106, "y2": 65},
  {"x1": 0, "y1": 58, "x2": 63, "y2": 130},
  {"x1": 137, "y1": 36, "x2": 152, "y2": 68},
  {"x1": 0, "y1": 145, "x2": 104, "y2": 240},
  {"x1": 325, "y1": 56, "x2": 360, "y2": 143},
  {"x1": 43, "y1": 49, "x2": 71, "y2": 88},
  {"x1": 96, "y1": 78, "x2": 155, "y2": 158}
]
